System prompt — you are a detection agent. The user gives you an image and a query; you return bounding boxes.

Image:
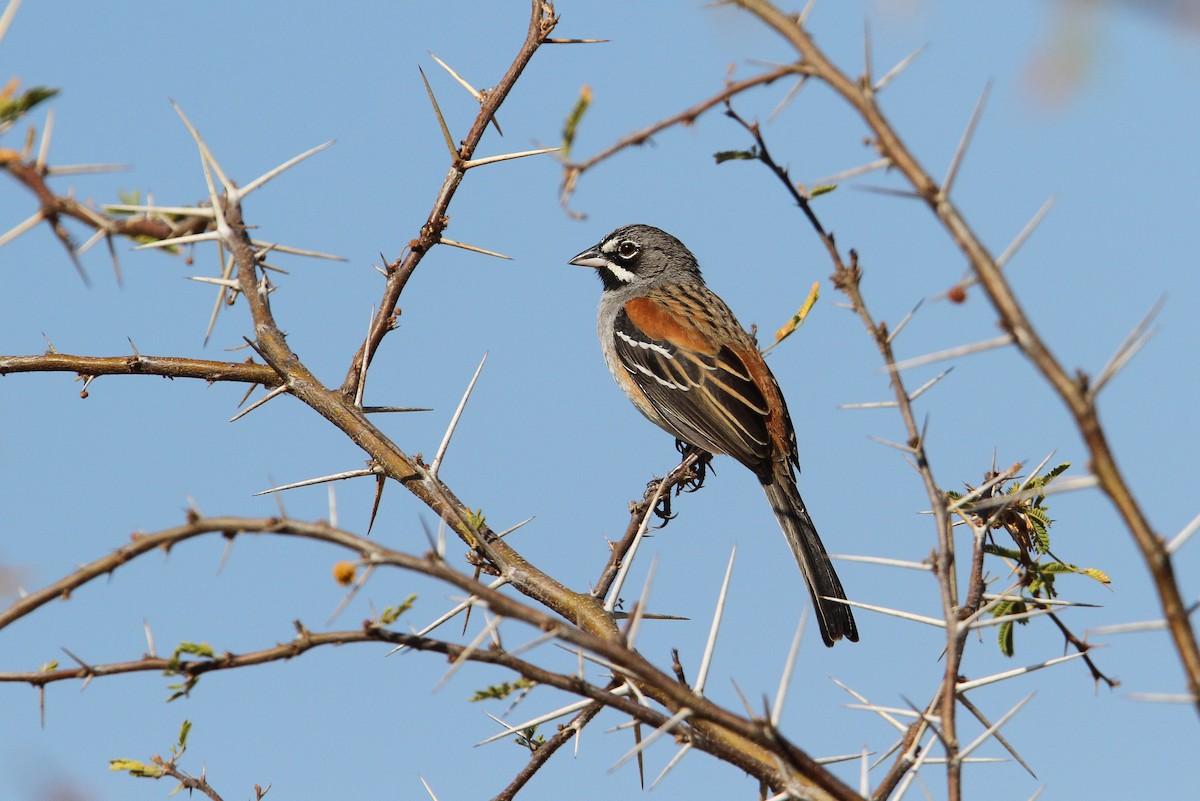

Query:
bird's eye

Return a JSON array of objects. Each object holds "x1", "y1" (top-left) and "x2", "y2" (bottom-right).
[{"x1": 616, "y1": 240, "x2": 639, "y2": 260}]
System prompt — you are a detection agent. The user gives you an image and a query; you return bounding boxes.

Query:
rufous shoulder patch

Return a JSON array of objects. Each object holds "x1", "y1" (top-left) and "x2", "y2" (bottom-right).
[{"x1": 623, "y1": 297, "x2": 717, "y2": 354}]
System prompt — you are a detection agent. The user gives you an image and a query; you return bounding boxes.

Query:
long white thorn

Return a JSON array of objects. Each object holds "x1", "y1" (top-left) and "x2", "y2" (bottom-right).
[
  {"x1": 875, "y1": 43, "x2": 929, "y2": 92},
  {"x1": 0, "y1": 210, "x2": 44, "y2": 247},
  {"x1": 438, "y1": 238, "x2": 512, "y2": 260},
  {"x1": 76, "y1": 227, "x2": 109, "y2": 256},
  {"x1": 103, "y1": 203, "x2": 217, "y2": 218},
  {"x1": 1168, "y1": 512, "x2": 1200, "y2": 555},
  {"x1": 771, "y1": 613, "x2": 807, "y2": 725},
  {"x1": 839, "y1": 400, "x2": 899, "y2": 410},
  {"x1": 228, "y1": 384, "x2": 288, "y2": 423},
  {"x1": 693, "y1": 546, "x2": 736, "y2": 696},
  {"x1": 890, "y1": 334, "x2": 1013, "y2": 372},
  {"x1": 648, "y1": 742, "x2": 693, "y2": 790},
  {"x1": 838, "y1": 598, "x2": 945, "y2": 628},
  {"x1": 0, "y1": 0, "x2": 22, "y2": 48},
  {"x1": 133, "y1": 230, "x2": 221, "y2": 251},
  {"x1": 187, "y1": 276, "x2": 240, "y2": 289},
  {"x1": 888, "y1": 298, "x2": 925, "y2": 344},
  {"x1": 418, "y1": 66, "x2": 458, "y2": 160},
  {"x1": 476, "y1": 690, "x2": 631, "y2": 747},
  {"x1": 430, "y1": 352, "x2": 488, "y2": 478},
  {"x1": 832, "y1": 553, "x2": 933, "y2": 571},
  {"x1": 204, "y1": 251, "x2": 236, "y2": 346},
  {"x1": 387, "y1": 577, "x2": 509, "y2": 656},
  {"x1": 604, "y1": 470, "x2": 671, "y2": 613},
  {"x1": 418, "y1": 775, "x2": 441, "y2": 801},
  {"x1": 461, "y1": 146, "x2": 560, "y2": 169},
  {"x1": 36, "y1": 107, "x2": 54, "y2": 171},
  {"x1": 432, "y1": 613, "x2": 503, "y2": 692},
  {"x1": 996, "y1": 195, "x2": 1056, "y2": 269},
  {"x1": 958, "y1": 693, "x2": 1035, "y2": 760},
  {"x1": 623, "y1": 556, "x2": 658, "y2": 650},
  {"x1": 253, "y1": 467, "x2": 378, "y2": 496},
  {"x1": 608, "y1": 708, "x2": 691, "y2": 772},
  {"x1": 1127, "y1": 692, "x2": 1198, "y2": 704},
  {"x1": 45, "y1": 162, "x2": 130, "y2": 176},
  {"x1": 240, "y1": 140, "x2": 334, "y2": 198},
  {"x1": 908, "y1": 368, "x2": 953, "y2": 401},
  {"x1": 810, "y1": 157, "x2": 890, "y2": 187},
  {"x1": 171, "y1": 101, "x2": 235, "y2": 209},
  {"x1": 967, "y1": 475, "x2": 1099, "y2": 512},
  {"x1": 956, "y1": 651, "x2": 1086, "y2": 693},
  {"x1": 942, "y1": 80, "x2": 992, "y2": 197},
  {"x1": 429, "y1": 52, "x2": 483, "y2": 101},
  {"x1": 1090, "y1": 295, "x2": 1164, "y2": 397},
  {"x1": 248, "y1": 239, "x2": 348, "y2": 261}
]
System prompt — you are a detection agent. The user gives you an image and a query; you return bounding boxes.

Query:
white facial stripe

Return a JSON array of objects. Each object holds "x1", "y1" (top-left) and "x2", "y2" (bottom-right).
[{"x1": 602, "y1": 261, "x2": 637, "y2": 283}]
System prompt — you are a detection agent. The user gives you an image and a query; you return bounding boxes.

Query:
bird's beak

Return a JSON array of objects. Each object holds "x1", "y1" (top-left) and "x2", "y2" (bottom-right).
[{"x1": 568, "y1": 247, "x2": 607, "y2": 269}]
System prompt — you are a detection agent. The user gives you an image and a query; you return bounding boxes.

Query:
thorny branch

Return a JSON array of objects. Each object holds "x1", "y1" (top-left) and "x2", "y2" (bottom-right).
[
  {"x1": 558, "y1": 63, "x2": 805, "y2": 217},
  {"x1": 721, "y1": 104, "x2": 967, "y2": 799},
  {"x1": 1, "y1": 2, "x2": 865, "y2": 795},
  {"x1": 0, "y1": 515, "x2": 858, "y2": 800},
  {"x1": 339, "y1": 3, "x2": 558, "y2": 399},
  {"x1": 731, "y1": 0, "x2": 1200, "y2": 718},
  {"x1": 0, "y1": 352, "x2": 278, "y2": 386}
]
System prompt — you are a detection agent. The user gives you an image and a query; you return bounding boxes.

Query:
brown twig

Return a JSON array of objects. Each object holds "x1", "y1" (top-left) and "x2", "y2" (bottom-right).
[
  {"x1": 339, "y1": 0, "x2": 561, "y2": 400},
  {"x1": 558, "y1": 63, "x2": 804, "y2": 216},
  {"x1": 723, "y1": 100, "x2": 962, "y2": 799},
  {"x1": 155, "y1": 762, "x2": 225, "y2": 801},
  {"x1": 591, "y1": 449, "x2": 708, "y2": 601},
  {"x1": 489, "y1": 700, "x2": 605, "y2": 801},
  {"x1": 0, "y1": 352, "x2": 278, "y2": 385},
  {"x1": 0, "y1": 514, "x2": 857, "y2": 799},
  {"x1": 732, "y1": 0, "x2": 1200, "y2": 718}
]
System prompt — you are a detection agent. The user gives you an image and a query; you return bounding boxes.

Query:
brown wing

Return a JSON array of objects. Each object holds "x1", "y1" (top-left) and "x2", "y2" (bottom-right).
[{"x1": 613, "y1": 287, "x2": 785, "y2": 476}]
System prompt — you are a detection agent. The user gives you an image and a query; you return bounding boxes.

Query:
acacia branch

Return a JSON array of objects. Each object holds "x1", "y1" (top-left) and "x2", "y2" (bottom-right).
[
  {"x1": 2, "y1": 5, "x2": 860, "y2": 791},
  {"x1": 0, "y1": 352, "x2": 278, "y2": 385},
  {"x1": 339, "y1": 0, "x2": 562, "y2": 399},
  {"x1": 0, "y1": 514, "x2": 857, "y2": 799},
  {"x1": 732, "y1": 0, "x2": 1200, "y2": 717},
  {"x1": 558, "y1": 63, "x2": 804, "y2": 214},
  {"x1": 722, "y1": 103, "x2": 965, "y2": 800},
  {"x1": 1, "y1": 155, "x2": 211, "y2": 269}
]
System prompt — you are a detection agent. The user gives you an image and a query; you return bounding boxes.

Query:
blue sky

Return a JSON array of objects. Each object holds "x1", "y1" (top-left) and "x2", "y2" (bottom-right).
[{"x1": 2, "y1": 2, "x2": 1198, "y2": 800}]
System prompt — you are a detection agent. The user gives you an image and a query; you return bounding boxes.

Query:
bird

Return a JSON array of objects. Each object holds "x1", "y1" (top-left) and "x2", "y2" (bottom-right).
[{"x1": 569, "y1": 224, "x2": 858, "y2": 647}]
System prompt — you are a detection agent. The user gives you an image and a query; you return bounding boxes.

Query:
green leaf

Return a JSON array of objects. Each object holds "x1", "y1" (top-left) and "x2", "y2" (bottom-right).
[
  {"x1": 560, "y1": 85, "x2": 592, "y2": 159},
  {"x1": 177, "y1": 720, "x2": 191, "y2": 751},
  {"x1": 1025, "y1": 507, "x2": 1052, "y2": 552},
  {"x1": 982, "y1": 542, "x2": 1022, "y2": 560},
  {"x1": 165, "y1": 675, "x2": 199, "y2": 702},
  {"x1": 810, "y1": 183, "x2": 837, "y2": 198},
  {"x1": 109, "y1": 759, "x2": 163, "y2": 778},
  {"x1": 1041, "y1": 561, "x2": 1111, "y2": 585},
  {"x1": 714, "y1": 147, "x2": 758, "y2": 164},
  {"x1": 0, "y1": 86, "x2": 59, "y2": 126},
  {"x1": 997, "y1": 618, "x2": 1015, "y2": 657},
  {"x1": 378, "y1": 594, "x2": 418, "y2": 626},
  {"x1": 470, "y1": 679, "x2": 534, "y2": 702}
]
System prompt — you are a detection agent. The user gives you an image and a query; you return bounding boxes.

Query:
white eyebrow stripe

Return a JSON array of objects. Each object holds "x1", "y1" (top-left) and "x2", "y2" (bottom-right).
[{"x1": 616, "y1": 330, "x2": 673, "y2": 357}]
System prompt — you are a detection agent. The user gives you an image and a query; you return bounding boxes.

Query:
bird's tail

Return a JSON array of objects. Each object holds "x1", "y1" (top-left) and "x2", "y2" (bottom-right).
[{"x1": 762, "y1": 469, "x2": 858, "y2": 647}]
